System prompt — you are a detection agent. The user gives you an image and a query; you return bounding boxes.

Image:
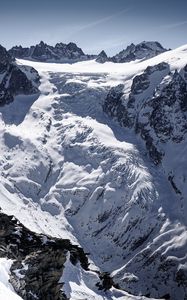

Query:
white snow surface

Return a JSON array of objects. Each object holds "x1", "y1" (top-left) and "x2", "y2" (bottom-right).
[
  {"x1": 0, "y1": 259, "x2": 23, "y2": 300},
  {"x1": 61, "y1": 254, "x2": 157, "y2": 300},
  {"x1": 0, "y1": 45, "x2": 187, "y2": 299}
]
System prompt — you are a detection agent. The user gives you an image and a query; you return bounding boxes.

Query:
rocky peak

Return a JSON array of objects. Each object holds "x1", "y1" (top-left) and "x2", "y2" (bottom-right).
[
  {"x1": 96, "y1": 50, "x2": 108, "y2": 63},
  {"x1": 8, "y1": 45, "x2": 30, "y2": 59},
  {"x1": 31, "y1": 42, "x2": 55, "y2": 60},
  {"x1": 66, "y1": 42, "x2": 84, "y2": 53},
  {"x1": 0, "y1": 45, "x2": 14, "y2": 73},
  {"x1": 0, "y1": 44, "x2": 40, "y2": 106},
  {"x1": 9, "y1": 41, "x2": 86, "y2": 62},
  {"x1": 137, "y1": 41, "x2": 166, "y2": 51},
  {"x1": 38, "y1": 40, "x2": 45, "y2": 47},
  {"x1": 111, "y1": 41, "x2": 167, "y2": 63}
]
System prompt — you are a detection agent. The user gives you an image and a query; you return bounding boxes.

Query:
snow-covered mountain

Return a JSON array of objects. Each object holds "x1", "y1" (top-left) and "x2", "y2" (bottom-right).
[{"x1": 0, "y1": 43, "x2": 187, "y2": 300}]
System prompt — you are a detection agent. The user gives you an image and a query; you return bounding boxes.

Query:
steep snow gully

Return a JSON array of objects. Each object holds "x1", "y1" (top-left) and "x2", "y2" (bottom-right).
[{"x1": 0, "y1": 45, "x2": 187, "y2": 299}]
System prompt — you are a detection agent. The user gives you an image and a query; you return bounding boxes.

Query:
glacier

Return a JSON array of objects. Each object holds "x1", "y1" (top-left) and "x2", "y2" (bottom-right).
[{"x1": 0, "y1": 45, "x2": 187, "y2": 299}]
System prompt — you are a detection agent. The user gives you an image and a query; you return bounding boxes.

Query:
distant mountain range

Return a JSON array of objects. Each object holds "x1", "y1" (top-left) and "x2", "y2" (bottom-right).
[{"x1": 8, "y1": 40, "x2": 168, "y2": 63}]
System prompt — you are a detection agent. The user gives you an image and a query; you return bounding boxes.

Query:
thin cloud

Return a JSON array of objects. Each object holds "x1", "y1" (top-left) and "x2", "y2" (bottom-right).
[
  {"x1": 162, "y1": 20, "x2": 187, "y2": 29},
  {"x1": 68, "y1": 8, "x2": 131, "y2": 36}
]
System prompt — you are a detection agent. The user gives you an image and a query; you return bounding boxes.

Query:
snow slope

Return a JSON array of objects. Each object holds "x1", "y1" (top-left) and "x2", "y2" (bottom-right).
[
  {"x1": 61, "y1": 254, "x2": 157, "y2": 300},
  {"x1": 0, "y1": 259, "x2": 23, "y2": 300},
  {"x1": 0, "y1": 45, "x2": 187, "y2": 299}
]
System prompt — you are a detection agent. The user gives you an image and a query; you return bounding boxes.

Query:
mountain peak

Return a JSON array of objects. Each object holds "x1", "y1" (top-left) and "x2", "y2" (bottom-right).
[
  {"x1": 38, "y1": 40, "x2": 46, "y2": 46},
  {"x1": 0, "y1": 44, "x2": 39, "y2": 105},
  {"x1": 96, "y1": 50, "x2": 108, "y2": 63},
  {"x1": 0, "y1": 44, "x2": 14, "y2": 71},
  {"x1": 9, "y1": 41, "x2": 86, "y2": 62},
  {"x1": 112, "y1": 40, "x2": 167, "y2": 63}
]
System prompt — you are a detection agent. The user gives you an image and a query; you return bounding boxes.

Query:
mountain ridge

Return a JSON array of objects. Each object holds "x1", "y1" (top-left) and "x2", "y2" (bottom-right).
[{"x1": 8, "y1": 40, "x2": 168, "y2": 64}]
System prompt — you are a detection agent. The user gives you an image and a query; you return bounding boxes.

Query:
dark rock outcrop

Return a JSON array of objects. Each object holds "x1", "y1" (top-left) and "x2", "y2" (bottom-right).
[
  {"x1": 0, "y1": 211, "x2": 125, "y2": 299},
  {"x1": 0, "y1": 212, "x2": 89, "y2": 300},
  {"x1": 96, "y1": 50, "x2": 108, "y2": 63},
  {"x1": 96, "y1": 272, "x2": 120, "y2": 291},
  {"x1": 0, "y1": 45, "x2": 14, "y2": 72},
  {"x1": 0, "y1": 44, "x2": 39, "y2": 106}
]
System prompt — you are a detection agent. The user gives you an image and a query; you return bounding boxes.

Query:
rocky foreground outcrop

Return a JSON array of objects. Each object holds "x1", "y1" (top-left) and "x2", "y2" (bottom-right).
[
  {"x1": 0, "y1": 44, "x2": 39, "y2": 106},
  {"x1": 0, "y1": 211, "x2": 89, "y2": 299},
  {"x1": 0, "y1": 211, "x2": 123, "y2": 300}
]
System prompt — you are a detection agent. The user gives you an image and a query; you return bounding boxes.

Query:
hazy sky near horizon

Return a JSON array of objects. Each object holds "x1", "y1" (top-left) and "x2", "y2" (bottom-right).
[{"x1": 0, "y1": 0, "x2": 187, "y2": 55}]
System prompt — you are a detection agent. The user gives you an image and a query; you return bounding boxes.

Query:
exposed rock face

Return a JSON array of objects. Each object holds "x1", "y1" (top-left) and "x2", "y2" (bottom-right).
[
  {"x1": 111, "y1": 41, "x2": 167, "y2": 63},
  {"x1": 0, "y1": 45, "x2": 14, "y2": 72},
  {"x1": 104, "y1": 62, "x2": 168, "y2": 163},
  {"x1": 11, "y1": 248, "x2": 67, "y2": 300},
  {"x1": 96, "y1": 50, "x2": 108, "y2": 63},
  {"x1": 0, "y1": 212, "x2": 89, "y2": 300},
  {"x1": 9, "y1": 41, "x2": 89, "y2": 62},
  {"x1": 0, "y1": 44, "x2": 39, "y2": 106},
  {"x1": 103, "y1": 62, "x2": 187, "y2": 188},
  {"x1": 103, "y1": 83, "x2": 133, "y2": 128},
  {"x1": 141, "y1": 71, "x2": 187, "y2": 143},
  {"x1": 95, "y1": 41, "x2": 167, "y2": 64}
]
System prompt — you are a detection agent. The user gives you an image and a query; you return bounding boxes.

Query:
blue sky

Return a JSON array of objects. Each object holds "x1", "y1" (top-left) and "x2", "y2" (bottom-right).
[{"x1": 1, "y1": 0, "x2": 187, "y2": 55}]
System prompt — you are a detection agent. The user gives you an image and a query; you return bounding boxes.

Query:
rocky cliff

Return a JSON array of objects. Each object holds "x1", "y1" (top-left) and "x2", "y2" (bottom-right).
[
  {"x1": 0, "y1": 211, "x2": 89, "y2": 300},
  {"x1": 103, "y1": 60, "x2": 187, "y2": 205},
  {"x1": 0, "y1": 45, "x2": 39, "y2": 106}
]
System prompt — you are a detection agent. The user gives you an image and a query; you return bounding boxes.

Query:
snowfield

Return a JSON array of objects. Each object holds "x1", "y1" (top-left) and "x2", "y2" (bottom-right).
[
  {"x1": 0, "y1": 259, "x2": 22, "y2": 300},
  {"x1": 0, "y1": 45, "x2": 187, "y2": 299}
]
